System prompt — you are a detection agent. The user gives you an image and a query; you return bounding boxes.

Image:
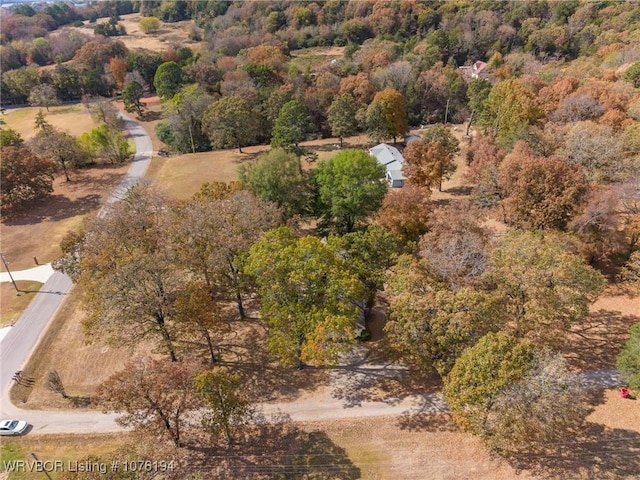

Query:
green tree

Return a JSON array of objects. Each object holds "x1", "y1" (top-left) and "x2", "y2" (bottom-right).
[
  {"x1": 270, "y1": 99, "x2": 312, "y2": 151},
  {"x1": 481, "y1": 230, "x2": 606, "y2": 346},
  {"x1": 139, "y1": 16, "x2": 160, "y2": 34},
  {"x1": 385, "y1": 258, "x2": 504, "y2": 377},
  {"x1": 238, "y1": 148, "x2": 311, "y2": 218},
  {"x1": 485, "y1": 79, "x2": 542, "y2": 148},
  {"x1": 0, "y1": 147, "x2": 54, "y2": 210},
  {"x1": 122, "y1": 80, "x2": 144, "y2": 116},
  {"x1": 193, "y1": 368, "x2": 251, "y2": 446},
  {"x1": 0, "y1": 128, "x2": 24, "y2": 147},
  {"x1": 153, "y1": 61, "x2": 183, "y2": 100},
  {"x1": 443, "y1": 332, "x2": 535, "y2": 436},
  {"x1": 28, "y1": 84, "x2": 61, "y2": 112},
  {"x1": 365, "y1": 88, "x2": 407, "y2": 144},
  {"x1": 203, "y1": 95, "x2": 259, "y2": 153},
  {"x1": 164, "y1": 84, "x2": 213, "y2": 153},
  {"x1": 313, "y1": 149, "x2": 388, "y2": 233},
  {"x1": 465, "y1": 78, "x2": 492, "y2": 135},
  {"x1": 327, "y1": 224, "x2": 404, "y2": 316},
  {"x1": 97, "y1": 356, "x2": 202, "y2": 447},
  {"x1": 623, "y1": 61, "x2": 640, "y2": 88},
  {"x1": 245, "y1": 227, "x2": 366, "y2": 368},
  {"x1": 617, "y1": 322, "x2": 640, "y2": 391},
  {"x1": 80, "y1": 123, "x2": 133, "y2": 164},
  {"x1": 327, "y1": 93, "x2": 359, "y2": 147}
]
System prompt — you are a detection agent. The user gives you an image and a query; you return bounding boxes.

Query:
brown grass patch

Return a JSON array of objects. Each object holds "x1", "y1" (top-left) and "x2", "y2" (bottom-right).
[
  {"x1": 1, "y1": 164, "x2": 129, "y2": 270},
  {"x1": 564, "y1": 284, "x2": 640, "y2": 371},
  {"x1": 9, "y1": 287, "x2": 130, "y2": 409},
  {"x1": 0, "y1": 281, "x2": 43, "y2": 328},
  {"x1": 63, "y1": 13, "x2": 200, "y2": 54},
  {"x1": 0, "y1": 433, "x2": 128, "y2": 477},
  {"x1": 1, "y1": 104, "x2": 95, "y2": 141}
]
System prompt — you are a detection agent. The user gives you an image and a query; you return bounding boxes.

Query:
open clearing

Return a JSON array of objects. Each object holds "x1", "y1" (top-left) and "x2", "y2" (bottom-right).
[
  {"x1": 1, "y1": 104, "x2": 95, "y2": 140},
  {"x1": 4, "y1": 103, "x2": 639, "y2": 478},
  {"x1": 0, "y1": 282, "x2": 43, "y2": 328}
]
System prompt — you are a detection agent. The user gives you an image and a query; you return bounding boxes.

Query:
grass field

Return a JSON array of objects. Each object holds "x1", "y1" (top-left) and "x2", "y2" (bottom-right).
[
  {"x1": 1, "y1": 104, "x2": 95, "y2": 141},
  {"x1": 0, "y1": 282, "x2": 43, "y2": 328},
  {"x1": 0, "y1": 434, "x2": 127, "y2": 480}
]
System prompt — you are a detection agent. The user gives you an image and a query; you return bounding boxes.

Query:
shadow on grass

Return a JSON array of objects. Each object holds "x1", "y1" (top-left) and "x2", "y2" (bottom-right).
[
  {"x1": 187, "y1": 412, "x2": 361, "y2": 480},
  {"x1": 564, "y1": 309, "x2": 640, "y2": 371},
  {"x1": 211, "y1": 320, "x2": 327, "y2": 403},
  {"x1": 328, "y1": 344, "x2": 442, "y2": 408},
  {"x1": 396, "y1": 411, "x2": 456, "y2": 432},
  {"x1": 505, "y1": 423, "x2": 640, "y2": 479}
]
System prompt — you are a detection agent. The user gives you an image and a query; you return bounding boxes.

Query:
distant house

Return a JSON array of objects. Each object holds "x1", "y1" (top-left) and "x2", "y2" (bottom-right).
[
  {"x1": 458, "y1": 60, "x2": 488, "y2": 80},
  {"x1": 369, "y1": 143, "x2": 406, "y2": 188}
]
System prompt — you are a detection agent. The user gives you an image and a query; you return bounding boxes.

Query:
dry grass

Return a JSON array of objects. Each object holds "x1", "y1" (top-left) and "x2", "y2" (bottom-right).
[
  {"x1": 1, "y1": 163, "x2": 129, "y2": 270},
  {"x1": 0, "y1": 433, "x2": 128, "y2": 479},
  {"x1": 9, "y1": 287, "x2": 130, "y2": 409},
  {"x1": 0, "y1": 281, "x2": 43, "y2": 328},
  {"x1": 1, "y1": 104, "x2": 95, "y2": 141},
  {"x1": 65, "y1": 13, "x2": 200, "y2": 54},
  {"x1": 564, "y1": 284, "x2": 640, "y2": 371}
]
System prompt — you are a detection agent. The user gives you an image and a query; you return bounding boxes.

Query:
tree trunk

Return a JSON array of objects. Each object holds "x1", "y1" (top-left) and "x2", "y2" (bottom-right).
[
  {"x1": 60, "y1": 158, "x2": 71, "y2": 182},
  {"x1": 156, "y1": 314, "x2": 178, "y2": 362},
  {"x1": 228, "y1": 260, "x2": 245, "y2": 320},
  {"x1": 466, "y1": 110, "x2": 475, "y2": 137},
  {"x1": 204, "y1": 329, "x2": 217, "y2": 364}
]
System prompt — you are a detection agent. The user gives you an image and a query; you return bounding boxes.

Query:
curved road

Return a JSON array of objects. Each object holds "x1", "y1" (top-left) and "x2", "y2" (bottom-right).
[
  {"x1": 0, "y1": 111, "x2": 624, "y2": 435},
  {"x1": 0, "y1": 111, "x2": 152, "y2": 433}
]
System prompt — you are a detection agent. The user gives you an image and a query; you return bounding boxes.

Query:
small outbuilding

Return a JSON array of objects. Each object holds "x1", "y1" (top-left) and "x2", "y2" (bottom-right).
[{"x1": 369, "y1": 143, "x2": 406, "y2": 188}]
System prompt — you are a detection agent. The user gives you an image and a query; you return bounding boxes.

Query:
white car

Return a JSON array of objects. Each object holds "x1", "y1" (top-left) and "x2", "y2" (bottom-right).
[{"x1": 0, "y1": 419, "x2": 28, "y2": 436}]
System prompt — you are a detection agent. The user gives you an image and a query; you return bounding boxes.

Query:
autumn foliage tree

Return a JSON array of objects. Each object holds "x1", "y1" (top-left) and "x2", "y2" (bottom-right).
[
  {"x1": 481, "y1": 231, "x2": 606, "y2": 346},
  {"x1": 403, "y1": 124, "x2": 459, "y2": 191},
  {"x1": 0, "y1": 146, "x2": 54, "y2": 211},
  {"x1": 499, "y1": 141, "x2": 588, "y2": 230},
  {"x1": 75, "y1": 186, "x2": 183, "y2": 361},
  {"x1": 376, "y1": 184, "x2": 432, "y2": 243},
  {"x1": 365, "y1": 88, "x2": 407, "y2": 144},
  {"x1": 97, "y1": 356, "x2": 202, "y2": 447}
]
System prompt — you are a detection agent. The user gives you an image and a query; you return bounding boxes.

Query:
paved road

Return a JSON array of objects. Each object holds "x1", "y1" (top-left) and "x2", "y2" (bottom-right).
[
  {"x1": 0, "y1": 110, "x2": 625, "y2": 434},
  {"x1": 0, "y1": 110, "x2": 152, "y2": 432}
]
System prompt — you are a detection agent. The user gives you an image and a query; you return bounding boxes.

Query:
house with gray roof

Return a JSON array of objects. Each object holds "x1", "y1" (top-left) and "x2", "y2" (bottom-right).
[{"x1": 369, "y1": 143, "x2": 406, "y2": 188}]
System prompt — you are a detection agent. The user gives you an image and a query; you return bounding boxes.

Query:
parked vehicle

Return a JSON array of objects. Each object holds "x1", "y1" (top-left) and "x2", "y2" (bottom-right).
[{"x1": 0, "y1": 419, "x2": 28, "y2": 436}]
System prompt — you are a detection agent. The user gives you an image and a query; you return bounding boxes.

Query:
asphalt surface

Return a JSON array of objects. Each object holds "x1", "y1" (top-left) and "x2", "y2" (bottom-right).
[
  {"x1": 0, "y1": 110, "x2": 625, "y2": 435},
  {"x1": 0, "y1": 111, "x2": 152, "y2": 432}
]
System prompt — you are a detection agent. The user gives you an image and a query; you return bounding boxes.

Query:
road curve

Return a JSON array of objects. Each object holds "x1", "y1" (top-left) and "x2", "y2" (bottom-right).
[
  {"x1": 0, "y1": 110, "x2": 152, "y2": 432},
  {"x1": 0, "y1": 110, "x2": 624, "y2": 435}
]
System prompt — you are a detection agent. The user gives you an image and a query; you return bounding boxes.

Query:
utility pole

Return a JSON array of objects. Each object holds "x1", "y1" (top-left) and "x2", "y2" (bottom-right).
[{"x1": 1, "y1": 253, "x2": 20, "y2": 293}]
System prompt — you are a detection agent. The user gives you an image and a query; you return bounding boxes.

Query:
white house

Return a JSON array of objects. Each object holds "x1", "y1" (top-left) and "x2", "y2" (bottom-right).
[{"x1": 369, "y1": 143, "x2": 406, "y2": 188}]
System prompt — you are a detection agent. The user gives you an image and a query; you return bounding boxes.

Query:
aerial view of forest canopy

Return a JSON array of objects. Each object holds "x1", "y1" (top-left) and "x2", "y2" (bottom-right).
[{"x1": 1, "y1": 1, "x2": 640, "y2": 478}]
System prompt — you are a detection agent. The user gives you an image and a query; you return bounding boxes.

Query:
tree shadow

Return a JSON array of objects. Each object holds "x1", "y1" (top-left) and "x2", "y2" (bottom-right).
[
  {"x1": 564, "y1": 309, "x2": 640, "y2": 371},
  {"x1": 445, "y1": 185, "x2": 473, "y2": 196},
  {"x1": 215, "y1": 321, "x2": 327, "y2": 403},
  {"x1": 505, "y1": 423, "x2": 640, "y2": 479},
  {"x1": 2, "y1": 194, "x2": 103, "y2": 225},
  {"x1": 329, "y1": 344, "x2": 441, "y2": 408},
  {"x1": 396, "y1": 411, "x2": 457, "y2": 432},
  {"x1": 187, "y1": 412, "x2": 361, "y2": 479}
]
